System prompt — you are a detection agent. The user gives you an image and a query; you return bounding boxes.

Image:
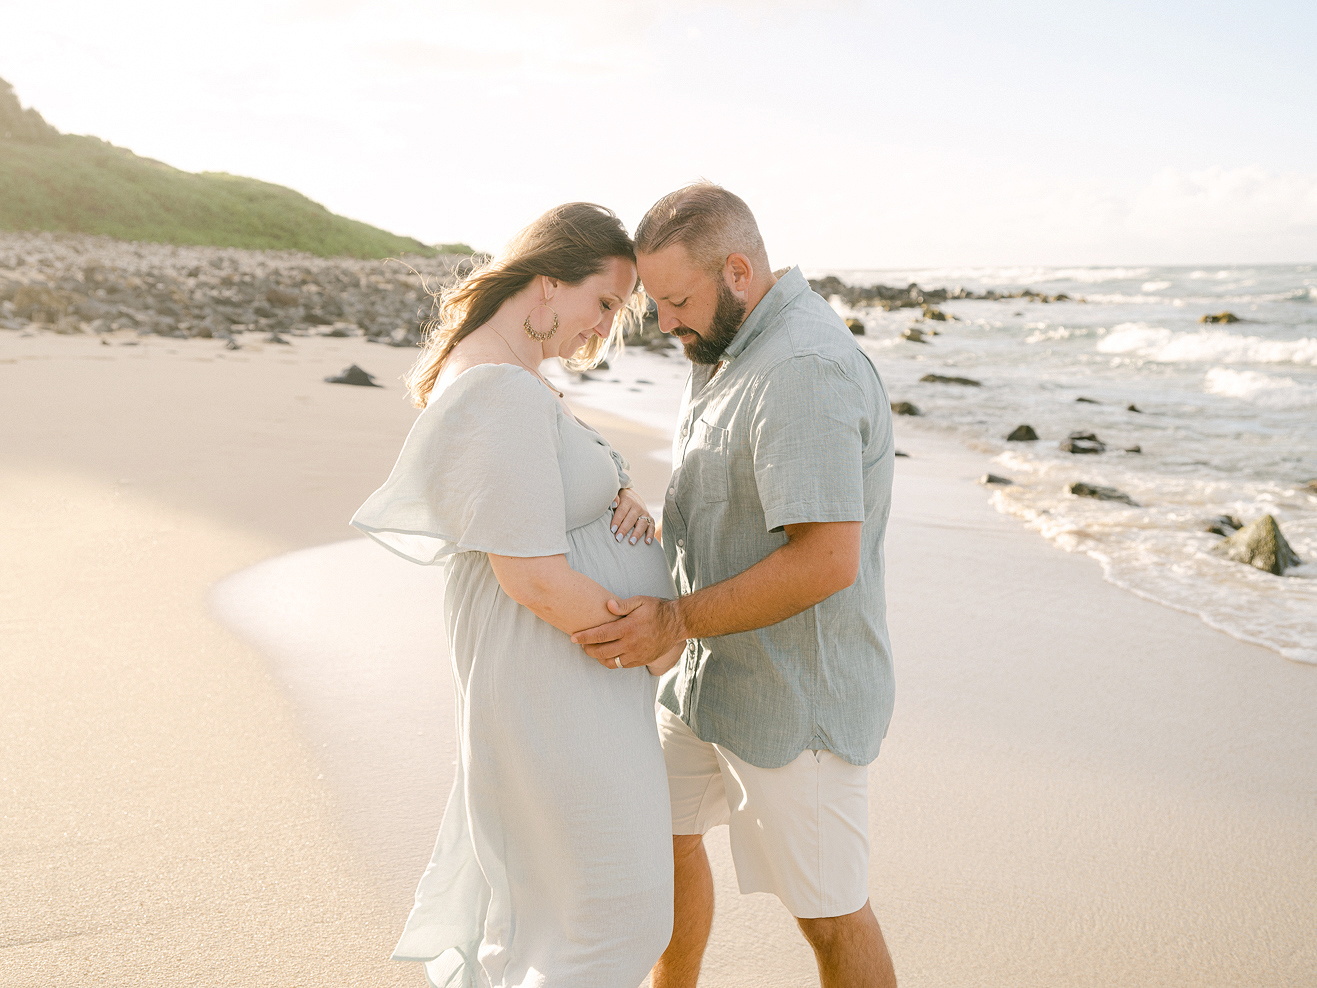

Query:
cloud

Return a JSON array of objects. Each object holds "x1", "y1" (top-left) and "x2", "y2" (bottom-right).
[
  {"x1": 364, "y1": 40, "x2": 621, "y2": 79},
  {"x1": 6, "y1": 1, "x2": 1312, "y2": 266},
  {"x1": 367, "y1": 41, "x2": 528, "y2": 74},
  {"x1": 759, "y1": 153, "x2": 1317, "y2": 267},
  {"x1": 1128, "y1": 165, "x2": 1317, "y2": 236}
]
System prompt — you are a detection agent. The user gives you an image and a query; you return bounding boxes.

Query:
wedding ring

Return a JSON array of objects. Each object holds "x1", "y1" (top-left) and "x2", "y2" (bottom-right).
[
  {"x1": 614, "y1": 657, "x2": 623, "y2": 669},
  {"x1": 638, "y1": 515, "x2": 652, "y2": 523}
]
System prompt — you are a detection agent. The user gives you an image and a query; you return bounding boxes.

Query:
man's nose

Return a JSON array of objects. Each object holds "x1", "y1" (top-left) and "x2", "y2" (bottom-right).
[{"x1": 660, "y1": 311, "x2": 683, "y2": 335}]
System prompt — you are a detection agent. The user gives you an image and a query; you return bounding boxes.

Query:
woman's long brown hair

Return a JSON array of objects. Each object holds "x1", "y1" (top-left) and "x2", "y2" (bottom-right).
[{"x1": 404, "y1": 202, "x2": 642, "y2": 408}]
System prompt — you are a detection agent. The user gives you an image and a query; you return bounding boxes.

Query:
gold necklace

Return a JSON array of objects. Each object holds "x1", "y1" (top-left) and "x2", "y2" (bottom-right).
[{"x1": 492, "y1": 331, "x2": 564, "y2": 398}]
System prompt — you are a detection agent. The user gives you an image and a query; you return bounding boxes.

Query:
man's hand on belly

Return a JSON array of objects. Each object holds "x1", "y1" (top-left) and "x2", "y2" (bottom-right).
[
  {"x1": 574, "y1": 521, "x2": 862, "y2": 658},
  {"x1": 572, "y1": 595, "x2": 685, "y2": 670}
]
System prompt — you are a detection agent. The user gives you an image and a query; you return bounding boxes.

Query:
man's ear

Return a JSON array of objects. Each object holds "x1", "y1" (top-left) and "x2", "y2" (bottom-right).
[{"x1": 724, "y1": 253, "x2": 754, "y2": 295}]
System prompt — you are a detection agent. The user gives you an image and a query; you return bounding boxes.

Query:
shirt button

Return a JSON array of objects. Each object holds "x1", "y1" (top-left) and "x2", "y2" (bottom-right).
[
  {"x1": 677, "y1": 539, "x2": 684, "y2": 547},
  {"x1": 668, "y1": 487, "x2": 675, "y2": 495}
]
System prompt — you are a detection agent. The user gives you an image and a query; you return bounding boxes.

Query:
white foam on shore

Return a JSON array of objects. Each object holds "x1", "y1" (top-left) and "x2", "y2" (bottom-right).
[{"x1": 985, "y1": 453, "x2": 1317, "y2": 665}]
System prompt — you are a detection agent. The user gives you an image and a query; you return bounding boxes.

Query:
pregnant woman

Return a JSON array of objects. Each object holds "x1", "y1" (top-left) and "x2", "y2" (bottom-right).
[{"x1": 351, "y1": 203, "x2": 682, "y2": 988}]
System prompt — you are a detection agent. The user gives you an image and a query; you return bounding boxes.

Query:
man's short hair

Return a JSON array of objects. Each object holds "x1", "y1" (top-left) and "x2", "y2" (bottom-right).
[{"x1": 635, "y1": 183, "x2": 769, "y2": 276}]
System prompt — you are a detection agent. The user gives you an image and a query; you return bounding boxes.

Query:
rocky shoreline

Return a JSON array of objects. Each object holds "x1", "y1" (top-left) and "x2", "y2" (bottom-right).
[
  {"x1": 808, "y1": 271, "x2": 1311, "y2": 582},
  {"x1": 807, "y1": 274, "x2": 1076, "y2": 311},
  {"x1": 2, "y1": 233, "x2": 1081, "y2": 352},
  {"x1": 0, "y1": 231, "x2": 467, "y2": 347}
]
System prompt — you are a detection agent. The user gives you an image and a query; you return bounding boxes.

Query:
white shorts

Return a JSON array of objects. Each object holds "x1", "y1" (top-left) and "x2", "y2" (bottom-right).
[{"x1": 657, "y1": 703, "x2": 871, "y2": 919}]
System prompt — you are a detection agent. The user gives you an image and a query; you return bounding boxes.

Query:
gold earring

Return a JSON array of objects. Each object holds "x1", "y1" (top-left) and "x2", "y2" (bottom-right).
[{"x1": 524, "y1": 301, "x2": 559, "y2": 342}]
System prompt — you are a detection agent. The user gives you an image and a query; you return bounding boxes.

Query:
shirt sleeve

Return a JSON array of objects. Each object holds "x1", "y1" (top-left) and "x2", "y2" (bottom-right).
[
  {"x1": 750, "y1": 355, "x2": 867, "y2": 533},
  {"x1": 350, "y1": 364, "x2": 569, "y2": 564}
]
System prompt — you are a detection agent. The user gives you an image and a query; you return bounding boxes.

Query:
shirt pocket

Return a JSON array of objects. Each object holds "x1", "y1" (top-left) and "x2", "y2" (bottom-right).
[{"x1": 686, "y1": 419, "x2": 729, "y2": 503}]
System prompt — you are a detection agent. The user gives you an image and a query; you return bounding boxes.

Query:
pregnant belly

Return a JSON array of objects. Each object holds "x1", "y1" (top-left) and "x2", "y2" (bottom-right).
[{"x1": 566, "y1": 513, "x2": 676, "y2": 602}]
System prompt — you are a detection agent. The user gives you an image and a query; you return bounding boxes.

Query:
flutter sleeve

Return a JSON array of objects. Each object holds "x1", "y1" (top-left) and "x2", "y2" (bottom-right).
[{"x1": 350, "y1": 364, "x2": 569, "y2": 564}]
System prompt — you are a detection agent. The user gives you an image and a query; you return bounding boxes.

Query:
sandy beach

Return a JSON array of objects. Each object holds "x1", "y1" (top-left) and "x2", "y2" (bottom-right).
[{"x1": 4, "y1": 330, "x2": 1315, "y2": 987}]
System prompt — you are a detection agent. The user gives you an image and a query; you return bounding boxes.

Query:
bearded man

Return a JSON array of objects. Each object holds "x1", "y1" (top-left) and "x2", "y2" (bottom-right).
[{"x1": 573, "y1": 183, "x2": 897, "y2": 988}]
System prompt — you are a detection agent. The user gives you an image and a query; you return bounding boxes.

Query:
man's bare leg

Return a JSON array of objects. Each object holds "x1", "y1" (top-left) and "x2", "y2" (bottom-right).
[
  {"x1": 797, "y1": 899, "x2": 896, "y2": 988},
  {"x1": 651, "y1": 835, "x2": 714, "y2": 988}
]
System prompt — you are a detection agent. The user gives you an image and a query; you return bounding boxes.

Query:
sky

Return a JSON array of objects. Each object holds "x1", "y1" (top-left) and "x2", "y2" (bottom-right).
[{"x1": 2, "y1": 0, "x2": 1315, "y2": 268}]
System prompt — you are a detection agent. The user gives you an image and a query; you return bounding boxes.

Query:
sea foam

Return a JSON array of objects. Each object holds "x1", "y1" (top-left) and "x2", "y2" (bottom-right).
[
  {"x1": 833, "y1": 262, "x2": 1317, "y2": 666},
  {"x1": 1097, "y1": 323, "x2": 1317, "y2": 366},
  {"x1": 1203, "y1": 368, "x2": 1317, "y2": 408}
]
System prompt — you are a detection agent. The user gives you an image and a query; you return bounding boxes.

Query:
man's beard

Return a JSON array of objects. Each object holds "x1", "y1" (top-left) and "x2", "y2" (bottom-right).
[{"x1": 681, "y1": 280, "x2": 747, "y2": 365}]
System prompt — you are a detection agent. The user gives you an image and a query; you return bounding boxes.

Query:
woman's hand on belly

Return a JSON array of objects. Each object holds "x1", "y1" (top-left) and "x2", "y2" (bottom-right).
[{"x1": 610, "y1": 488, "x2": 657, "y2": 546}]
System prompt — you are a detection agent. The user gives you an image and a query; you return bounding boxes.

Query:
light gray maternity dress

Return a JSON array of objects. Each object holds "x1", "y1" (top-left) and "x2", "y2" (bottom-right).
[{"x1": 350, "y1": 363, "x2": 675, "y2": 988}]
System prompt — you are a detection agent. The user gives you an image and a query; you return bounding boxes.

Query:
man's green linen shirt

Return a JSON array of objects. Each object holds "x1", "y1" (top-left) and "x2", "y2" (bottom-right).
[{"x1": 658, "y1": 266, "x2": 896, "y2": 770}]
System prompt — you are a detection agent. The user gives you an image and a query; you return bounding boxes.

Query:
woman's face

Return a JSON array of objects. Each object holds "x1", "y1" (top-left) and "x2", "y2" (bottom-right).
[{"x1": 546, "y1": 256, "x2": 638, "y2": 358}]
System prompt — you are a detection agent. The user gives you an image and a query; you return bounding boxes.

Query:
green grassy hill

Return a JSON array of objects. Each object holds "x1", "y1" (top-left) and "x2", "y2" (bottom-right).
[{"x1": 0, "y1": 78, "x2": 468, "y2": 259}]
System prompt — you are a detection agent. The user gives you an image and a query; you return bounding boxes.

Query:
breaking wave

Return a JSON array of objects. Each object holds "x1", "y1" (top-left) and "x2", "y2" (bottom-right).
[
  {"x1": 1203, "y1": 368, "x2": 1317, "y2": 409},
  {"x1": 1096, "y1": 323, "x2": 1317, "y2": 366}
]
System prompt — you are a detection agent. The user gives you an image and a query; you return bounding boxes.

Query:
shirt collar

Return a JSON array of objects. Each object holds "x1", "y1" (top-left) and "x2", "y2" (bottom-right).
[{"x1": 720, "y1": 266, "x2": 809, "y2": 362}]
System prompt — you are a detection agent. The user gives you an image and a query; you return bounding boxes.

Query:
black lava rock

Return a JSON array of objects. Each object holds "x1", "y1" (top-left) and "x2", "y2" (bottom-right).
[
  {"x1": 920, "y1": 373, "x2": 980, "y2": 386},
  {"x1": 1204, "y1": 515, "x2": 1244, "y2": 537},
  {"x1": 1060, "y1": 431, "x2": 1106, "y2": 454},
  {"x1": 1069, "y1": 482, "x2": 1137, "y2": 505},
  {"x1": 325, "y1": 364, "x2": 382, "y2": 387},
  {"x1": 1211, "y1": 515, "x2": 1301, "y2": 575}
]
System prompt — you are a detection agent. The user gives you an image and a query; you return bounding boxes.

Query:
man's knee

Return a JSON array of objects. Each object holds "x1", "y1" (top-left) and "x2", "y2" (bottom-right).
[
  {"x1": 796, "y1": 900, "x2": 876, "y2": 951},
  {"x1": 797, "y1": 914, "x2": 846, "y2": 952}
]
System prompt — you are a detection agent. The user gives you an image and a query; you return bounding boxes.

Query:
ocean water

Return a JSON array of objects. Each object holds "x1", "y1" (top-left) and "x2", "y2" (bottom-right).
[
  {"x1": 544, "y1": 265, "x2": 1316, "y2": 665},
  {"x1": 817, "y1": 264, "x2": 1317, "y2": 664}
]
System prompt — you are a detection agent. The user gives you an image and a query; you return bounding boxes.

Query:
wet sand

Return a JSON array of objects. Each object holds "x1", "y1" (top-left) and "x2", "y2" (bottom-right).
[{"x1": 4, "y1": 331, "x2": 1316, "y2": 986}]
